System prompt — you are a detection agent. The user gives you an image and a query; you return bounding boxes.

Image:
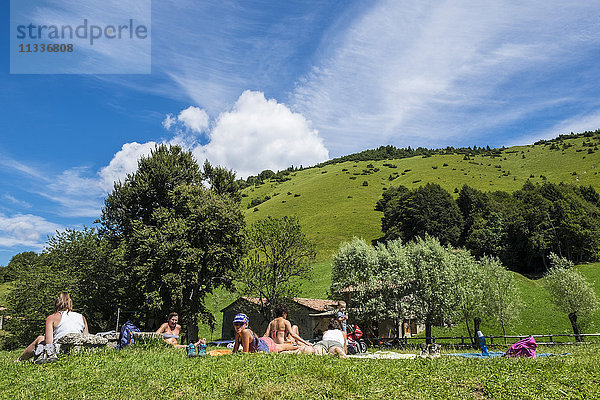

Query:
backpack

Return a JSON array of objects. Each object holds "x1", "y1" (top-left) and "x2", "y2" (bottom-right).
[
  {"x1": 504, "y1": 336, "x2": 537, "y2": 358},
  {"x1": 117, "y1": 321, "x2": 141, "y2": 349}
]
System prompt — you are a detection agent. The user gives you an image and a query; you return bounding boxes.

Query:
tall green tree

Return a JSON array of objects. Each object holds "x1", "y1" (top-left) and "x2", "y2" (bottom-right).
[
  {"x1": 545, "y1": 253, "x2": 598, "y2": 341},
  {"x1": 331, "y1": 238, "x2": 385, "y2": 326},
  {"x1": 100, "y1": 144, "x2": 245, "y2": 341},
  {"x1": 238, "y1": 216, "x2": 316, "y2": 322},
  {"x1": 480, "y1": 256, "x2": 521, "y2": 342},
  {"x1": 403, "y1": 236, "x2": 460, "y2": 343},
  {"x1": 378, "y1": 183, "x2": 463, "y2": 246},
  {"x1": 201, "y1": 160, "x2": 241, "y2": 201},
  {"x1": 1, "y1": 251, "x2": 38, "y2": 283},
  {"x1": 6, "y1": 228, "x2": 113, "y2": 345}
]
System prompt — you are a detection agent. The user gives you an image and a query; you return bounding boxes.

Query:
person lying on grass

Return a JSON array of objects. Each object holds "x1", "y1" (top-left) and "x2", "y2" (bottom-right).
[
  {"x1": 232, "y1": 313, "x2": 300, "y2": 353},
  {"x1": 263, "y1": 304, "x2": 311, "y2": 347},
  {"x1": 302, "y1": 318, "x2": 347, "y2": 358},
  {"x1": 16, "y1": 292, "x2": 89, "y2": 363},
  {"x1": 156, "y1": 312, "x2": 185, "y2": 348}
]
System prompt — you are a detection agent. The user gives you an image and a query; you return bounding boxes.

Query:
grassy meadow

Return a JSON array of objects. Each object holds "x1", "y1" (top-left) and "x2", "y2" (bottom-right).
[
  {"x1": 1, "y1": 343, "x2": 599, "y2": 399},
  {"x1": 242, "y1": 137, "x2": 600, "y2": 261}
]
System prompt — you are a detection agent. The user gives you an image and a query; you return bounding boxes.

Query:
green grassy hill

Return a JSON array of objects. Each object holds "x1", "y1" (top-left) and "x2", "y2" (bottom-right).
[{"x1": 242, "y1": 136, "x2": 600, "y2": 263}]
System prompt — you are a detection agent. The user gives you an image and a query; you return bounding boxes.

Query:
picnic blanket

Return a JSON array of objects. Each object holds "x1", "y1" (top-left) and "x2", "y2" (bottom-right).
[
  {"x1": 349, "y1": 351, "x2": 418, "y2": 359},
  {"x1": 448, "y1": 334, "x2": 548, "y2": 358},
  {"x1": 208, "y1": 349, "x2": 233, "y2": 356},
  {"x1": 447, "y1": 352, "x2": 557, "y2": 358}
]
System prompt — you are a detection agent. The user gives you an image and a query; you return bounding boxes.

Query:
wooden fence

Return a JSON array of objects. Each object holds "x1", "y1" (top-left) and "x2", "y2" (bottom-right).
[{"x1": 365, "y1": 333, "x2": 600, "y2": 348}]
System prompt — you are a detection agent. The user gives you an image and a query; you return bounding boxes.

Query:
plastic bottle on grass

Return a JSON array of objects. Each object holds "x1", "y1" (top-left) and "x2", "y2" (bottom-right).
[
  {"x1": 477, "y1": 331, "x2": 489, "y2": 356},
  {"x1": 197, "y1": 342, "x2": 206, "y2": 356},
  {"x1": 187, "y1": 343, "x2": 197, "y2": 358}
]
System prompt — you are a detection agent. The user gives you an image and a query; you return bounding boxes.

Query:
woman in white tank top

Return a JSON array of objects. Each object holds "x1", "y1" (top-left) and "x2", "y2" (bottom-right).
[{"x1": 16, "y1": 292, "x2": 88, "y2": 362}]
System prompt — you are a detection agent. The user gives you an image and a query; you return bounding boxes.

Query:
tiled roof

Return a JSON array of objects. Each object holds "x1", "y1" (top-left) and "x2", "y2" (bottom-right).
[
  {"x1": 293, "y1": 297, "x2": 338, "y2": 312},
  {"x1": 234, "y1": 297, "x2": 338, "y2": 312}
]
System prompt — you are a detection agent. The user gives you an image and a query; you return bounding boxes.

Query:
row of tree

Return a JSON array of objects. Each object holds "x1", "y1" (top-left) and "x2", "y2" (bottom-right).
[
  {"x1": 331, "y1": 236, "x2": 520, "y2": 343},
  {"x1": 331, "y1": 236, "x2": 598, "y2": 343},
  {"x1": 376, "y1": 181, "x2": 600, "y2": 272}
]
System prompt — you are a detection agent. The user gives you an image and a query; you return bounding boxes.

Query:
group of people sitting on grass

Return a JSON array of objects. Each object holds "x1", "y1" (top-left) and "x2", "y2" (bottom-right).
[
  {"x1": 232, "y1": 304, "x2": 348, "y2": 358},
  {"x1": 15, "y1": 293, "x2": 349, "y2": 363}
]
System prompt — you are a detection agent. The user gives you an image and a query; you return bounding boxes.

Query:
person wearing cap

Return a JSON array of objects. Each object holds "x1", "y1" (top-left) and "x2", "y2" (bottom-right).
[{"x1": 232, "y1": 313, "x2": 298, "y2": 353}]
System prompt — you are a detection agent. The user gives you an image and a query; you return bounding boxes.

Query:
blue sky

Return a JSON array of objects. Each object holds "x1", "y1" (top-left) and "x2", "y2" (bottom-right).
[{"x1": 1, "y1": 0, "x2": 600, "y2": 266}]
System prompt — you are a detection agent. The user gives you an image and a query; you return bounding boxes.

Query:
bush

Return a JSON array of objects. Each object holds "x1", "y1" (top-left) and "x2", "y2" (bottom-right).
[
  {"x1": 362, "y1": 181, "x2": 369, "y2": 186},
  {"x1": 0, "y1": 329, "x2": 18, "y2": 350}
]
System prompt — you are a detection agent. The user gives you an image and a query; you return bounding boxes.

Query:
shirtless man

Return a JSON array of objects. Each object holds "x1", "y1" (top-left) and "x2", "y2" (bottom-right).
[
  {"x1": 156, "y1": 312, "x2": 185, "y2": 348},
  {"x1": 263, "y1": 304, "x2": 311, "y2": 347}
]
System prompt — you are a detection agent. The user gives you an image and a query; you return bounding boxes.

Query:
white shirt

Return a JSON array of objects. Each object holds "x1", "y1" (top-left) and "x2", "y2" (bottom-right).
[
  {"x1": 322, "y1": 329, "x2": 345, "y2": 345},
  {"x1": 53, "y1": 311, "x2": 85, "y2": 342}
]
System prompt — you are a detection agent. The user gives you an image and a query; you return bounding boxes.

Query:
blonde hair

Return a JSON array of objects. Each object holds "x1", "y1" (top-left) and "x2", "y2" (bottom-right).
[{"x1": 54, "y1": 292, "x2": 73, "y2": 313}]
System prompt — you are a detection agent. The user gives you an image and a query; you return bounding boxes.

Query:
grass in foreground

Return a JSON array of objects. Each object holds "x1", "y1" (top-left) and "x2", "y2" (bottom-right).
[{"x1": 1, "y1": 344, "x2": 598, "y2": 399}]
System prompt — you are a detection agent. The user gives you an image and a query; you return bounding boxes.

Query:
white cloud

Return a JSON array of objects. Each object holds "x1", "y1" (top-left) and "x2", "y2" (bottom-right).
[
  {"x1": 162, "y1": 114, "x2": 176, "y2": 130},
  {"x1": 291, "y1": 0, "x2": 600, "y2": 153},
  {"x1": 177, "y1": 106, "x2": 209, "y2": 134},
  {"x1": 191, "y1": 90, "x2": 329, "y2": 177},
  {"x1": 98, "y1": 142, "x2": 158, "y2": 192},
  {"x1": 0, "y1": 213, "x2": 63, "y2": 249},
  {"x1": 0, "y1": 156, "x2": 48, "y2": 181},
  {"x1": 2, "y1": 195, "x2": 31, "y2": 209},
  {"x1": 511, "y1": 111, "x2": 600, "y2": 147},
  {"x1": 26, "y1": 0, "x2": 151, "y2": 73}
]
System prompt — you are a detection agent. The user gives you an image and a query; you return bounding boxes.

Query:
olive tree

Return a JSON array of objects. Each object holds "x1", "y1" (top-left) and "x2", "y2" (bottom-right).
[
  {"x1": 480, "y1": 256, "x2": 521, "y2": 342},
  {"x1": 452, "y1": 250, "x2": 486, "y2": 345},
  {"x1": 545, "y1": 253, "x2": 598, "y2": 341},
  {"x1": 403, "y1": 236, "x2": 460, "y2": 343}
]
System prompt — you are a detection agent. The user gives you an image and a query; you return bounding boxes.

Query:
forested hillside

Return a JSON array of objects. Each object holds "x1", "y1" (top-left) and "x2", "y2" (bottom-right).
[{"x1": 242, "y1": 133, "x2": 600, "y2": 263}]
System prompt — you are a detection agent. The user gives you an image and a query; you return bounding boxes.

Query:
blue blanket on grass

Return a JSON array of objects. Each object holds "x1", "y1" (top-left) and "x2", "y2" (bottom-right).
[{"x1": 447, "y1": 352, "x2": 559, "y2": 358}]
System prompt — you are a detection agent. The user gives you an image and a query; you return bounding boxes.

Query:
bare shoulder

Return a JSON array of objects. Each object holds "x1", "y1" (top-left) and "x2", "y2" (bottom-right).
[
  {"x1": 46, "y1": 312, "x2": 60, "y2": 322},
  {"x1": 241, "y1": 329, "x2": 252, "y2": 339}
]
